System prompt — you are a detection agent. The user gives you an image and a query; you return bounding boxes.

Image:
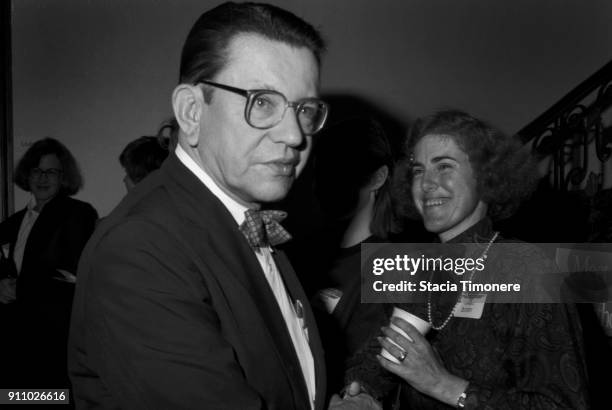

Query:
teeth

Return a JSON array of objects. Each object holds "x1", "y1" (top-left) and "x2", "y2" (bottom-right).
[{"x1": 425, "y1": 199, "x2": 445, "y2": 206}]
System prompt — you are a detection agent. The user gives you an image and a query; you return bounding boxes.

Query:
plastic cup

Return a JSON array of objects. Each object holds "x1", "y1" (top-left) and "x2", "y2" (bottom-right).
[{"x1": 380, "y1": 307, "x2": 431, "y2": 363}]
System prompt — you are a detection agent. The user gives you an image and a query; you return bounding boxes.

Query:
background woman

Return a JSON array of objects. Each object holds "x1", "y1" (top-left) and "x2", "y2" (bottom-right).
[
  {"x1": 346, "y1": 110, "x2": 589, "y2": 409},
  {"x1": 0, "y1": 137, "x2": 98, "y2": 388},
  {"x1": 309, "y1": 116, "x2": 400, "y2": 396}
]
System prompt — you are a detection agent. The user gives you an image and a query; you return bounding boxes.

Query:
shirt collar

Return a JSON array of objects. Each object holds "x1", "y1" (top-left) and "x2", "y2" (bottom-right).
[
  {"x1": 175, "y1": 144, "x2": 248, "y2": 225},
  {"x1": 27, "y1": 197, "x2": 40, "y2": 214}
]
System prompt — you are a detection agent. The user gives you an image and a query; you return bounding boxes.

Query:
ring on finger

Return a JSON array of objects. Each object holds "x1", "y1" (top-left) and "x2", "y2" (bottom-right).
[{"x1": 398, "y1": 350, "x2": 407, "y2": 362}]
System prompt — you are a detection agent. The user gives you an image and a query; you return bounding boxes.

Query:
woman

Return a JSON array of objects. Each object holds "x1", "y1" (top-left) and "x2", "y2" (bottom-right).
[
  {"x1": 0, "y1": 137, "x2": 98, "y2": 388},
  {"x1": 345, "y1": 110, "x2": 589, "y2": 409},
  {"x1": 308, "y1": 116, "x2": 400, "y2": 396}
]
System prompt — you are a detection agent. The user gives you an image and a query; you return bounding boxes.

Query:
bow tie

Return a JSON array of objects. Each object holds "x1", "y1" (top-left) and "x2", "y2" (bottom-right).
[{"x1": 240, "y1": 209, "x2": 292, "y2": 249}]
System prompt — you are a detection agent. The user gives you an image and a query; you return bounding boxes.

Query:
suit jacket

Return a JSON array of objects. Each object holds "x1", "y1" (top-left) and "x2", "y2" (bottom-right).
[
  {"x1": 0, "y1": 194, "x2": 98, "y2": 301},
  {"x1": 69, "y1": 153, "x2": 326, "y2": 410},
  {"x1": 0, "y1": 194, "x2": 98, "y2": 387}
]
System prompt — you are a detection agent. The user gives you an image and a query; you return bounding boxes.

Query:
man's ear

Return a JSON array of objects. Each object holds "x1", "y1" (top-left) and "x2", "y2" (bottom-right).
[
  {"x1": 368, "y1": 165, "x2": 389, "y2": 192},
  {"x1": 172, "y1": 84, "x2": 203, "y2": 147}
]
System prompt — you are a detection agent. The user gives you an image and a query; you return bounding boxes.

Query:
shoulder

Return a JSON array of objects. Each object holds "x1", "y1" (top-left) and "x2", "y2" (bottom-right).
[
  {"x1": 487, "y1": 235, "x2": 554, "y2": 274},
  {"x1": 46, "y1": 195, "x2": 98, "y2": 219},
  {"x1": 95, "y1": 216, "x2": 172, "y2": 255},
  {"x1": 486, "y1": 237, "x2": 559, "y2": 301},
  {"x1": 492, "y1": 236, "x2": 553, "y2": 266},
  {"x1": 2, "y1": 208, "x2": 27, "y2": 225},
  {"x1": 82, "y1": 207, "x2": 203, "y2": 299},
  {"x1": 105, "y1": 184, "x2": 179, "y2": 233},
  {"x1": 92, "y1": 185, "x2": 189, "y2": 259},
  {"x1": 83, "y1": 210, "x2": 178, "y2": 283},
  {"x1": 0, "y1": 209, "x2": 27, "y2": 240},
  {"x1": 63, "y1": 196, "x2": 98, "y2": 217}
]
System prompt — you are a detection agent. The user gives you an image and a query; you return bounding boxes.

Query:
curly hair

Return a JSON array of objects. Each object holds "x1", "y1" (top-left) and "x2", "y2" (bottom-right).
[
  {"x1": 14, "y1": 137, "x2": 83, "y2": 196},
  {"x1": 394, "y1": 109, "x2": 538, "y2": 221}
]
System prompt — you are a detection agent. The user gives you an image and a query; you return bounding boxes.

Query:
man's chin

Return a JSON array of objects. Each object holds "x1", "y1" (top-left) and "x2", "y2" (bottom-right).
[{"x1": 250, "y1": 180, "x2": 293, "y2": 204}]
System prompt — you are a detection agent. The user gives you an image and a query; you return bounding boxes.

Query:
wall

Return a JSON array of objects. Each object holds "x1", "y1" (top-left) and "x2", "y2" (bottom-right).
[{"x1": 11, "y1": 0, "x2": 612, "y2": 216}]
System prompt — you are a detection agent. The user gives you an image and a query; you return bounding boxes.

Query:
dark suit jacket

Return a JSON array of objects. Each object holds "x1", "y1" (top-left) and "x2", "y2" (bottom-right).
[
  {"x1": 69, "y1": 153, "x2": 326, "y2": 410},
  {"x1": 0, "y1": 195, "x2": 97, "y2": 297},
  {"x1": 0, "y1": 194, "x2": 98, "y2": 387}
]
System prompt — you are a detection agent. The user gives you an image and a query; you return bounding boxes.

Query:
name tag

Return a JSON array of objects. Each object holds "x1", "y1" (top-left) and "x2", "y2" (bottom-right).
[{"x1": 454, "y1": 293, "x2": 487, "y2": 319}]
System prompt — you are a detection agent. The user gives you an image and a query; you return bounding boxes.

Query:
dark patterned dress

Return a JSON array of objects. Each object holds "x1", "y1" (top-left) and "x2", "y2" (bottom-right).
[{"x1": 346, "y1": 218, "x2": 590, "y2": 409}]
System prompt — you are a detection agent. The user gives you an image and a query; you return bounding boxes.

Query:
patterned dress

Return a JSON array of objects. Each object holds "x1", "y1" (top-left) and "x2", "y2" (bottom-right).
[{"x1": 345, "y1": 218, "x2": 590, "y2": 409}]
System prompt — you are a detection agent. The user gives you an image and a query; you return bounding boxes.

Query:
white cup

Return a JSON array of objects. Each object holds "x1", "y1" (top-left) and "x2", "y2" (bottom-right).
[
  {"x1": 316, "y1": 288, "x2": 342, "y2": 314},
  {"x1": 381, "y1": 307, "x2": 431, "y2": 363}
]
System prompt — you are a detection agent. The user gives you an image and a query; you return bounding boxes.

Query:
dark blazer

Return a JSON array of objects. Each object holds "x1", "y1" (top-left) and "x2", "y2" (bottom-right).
[
  {"x1": 69, "y1": 153, "x2": 326, "y2": 410},
  {"x1": 0, "y1": 194, "x2": 98, "y2": 387},
  {"x1": 0, "y1": 195, "x2": 98, "y2": 299}
]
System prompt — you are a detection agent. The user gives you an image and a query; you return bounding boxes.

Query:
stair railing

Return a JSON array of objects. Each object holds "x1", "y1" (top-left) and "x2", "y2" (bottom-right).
[{"x1": 517, "y1": 59, "x2": 612, "y2": 191}]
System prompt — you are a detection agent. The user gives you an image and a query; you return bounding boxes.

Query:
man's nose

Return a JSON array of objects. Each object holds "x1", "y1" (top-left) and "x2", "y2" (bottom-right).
[{"x1": 271, "y1": 108, "x2": 304, "y2": 147}]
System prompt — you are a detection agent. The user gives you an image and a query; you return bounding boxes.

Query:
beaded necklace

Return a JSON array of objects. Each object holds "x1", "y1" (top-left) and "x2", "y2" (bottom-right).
[{"x1": 427, "y1": 231, "x2": 499, "y2": 331}]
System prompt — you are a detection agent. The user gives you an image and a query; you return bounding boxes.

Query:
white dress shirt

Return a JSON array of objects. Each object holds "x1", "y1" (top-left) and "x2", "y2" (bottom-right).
[
  {"x1": 175, "y1": 145, "x2": 316, "y2": 408},
  {"x1": 13, "y1": 198, "x2": 41, "y2": 274}
]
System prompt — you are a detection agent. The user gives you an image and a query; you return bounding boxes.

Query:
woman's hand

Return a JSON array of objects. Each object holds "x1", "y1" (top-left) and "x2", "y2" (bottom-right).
[
  {"x1": 0, "y1": 277, "x2": 17, "y2": 304},
  {"x1": 377, "y1": 317, "x2": 468, "y2": 406},
  {"x1": 328, "y1": 392, "x2": 381, "y2": 410}
]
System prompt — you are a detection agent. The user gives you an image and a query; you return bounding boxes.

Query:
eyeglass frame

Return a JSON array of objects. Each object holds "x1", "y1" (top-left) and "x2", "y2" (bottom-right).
[
  {"x1": 198, "y1": 80, "x2": 329, "y2": 136},
  {"x1": 30, "y1": 167, "x2": 63, "y2": 180}
]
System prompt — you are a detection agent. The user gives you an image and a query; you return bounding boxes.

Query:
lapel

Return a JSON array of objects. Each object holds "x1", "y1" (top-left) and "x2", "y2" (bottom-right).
[
  {"x1": 5, "y1": 209, "x2": 26, "y2": 259},
  {"x1": 274, "y1": 250, "x2": 327, "y2": 410},
  {"x1": 20, "y1": 196, "x2": 66, "y2": 274},
  {"x1": 160, "y1": 154, "x2": 315, "y2": 409},
  {"x1": 0, "y1": 210, "x2": 23, "y2": 278}
]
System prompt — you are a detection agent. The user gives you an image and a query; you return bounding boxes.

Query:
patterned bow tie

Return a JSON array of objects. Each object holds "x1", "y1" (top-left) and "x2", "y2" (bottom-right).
[{"x1": 240, "y1": 209, "x2": 292, "y2": 249}]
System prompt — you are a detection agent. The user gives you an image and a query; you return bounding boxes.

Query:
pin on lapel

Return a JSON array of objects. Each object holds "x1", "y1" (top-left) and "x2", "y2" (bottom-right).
[{"x1": 295, "y1": 299, "x2": 304, "y2": 319}]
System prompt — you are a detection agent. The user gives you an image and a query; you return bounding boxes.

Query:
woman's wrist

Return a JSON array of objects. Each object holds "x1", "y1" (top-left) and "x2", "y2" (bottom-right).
[{"x1": 432, "y1": 374, "x2": 469, "y2": 407}]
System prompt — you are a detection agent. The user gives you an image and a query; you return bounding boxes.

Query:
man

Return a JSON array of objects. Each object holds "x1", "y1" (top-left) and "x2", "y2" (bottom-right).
[
  {"x1": 118, "y1": 136, "x2": 169, "y2": 191},
  {"x1": 69, "y1": 3, "x2": 330, "y2": 409}
]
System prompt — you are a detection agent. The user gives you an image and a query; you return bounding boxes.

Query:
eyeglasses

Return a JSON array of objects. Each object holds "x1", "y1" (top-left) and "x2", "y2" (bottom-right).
[
  {"x1": 30, "y1": 168, "x2": 62, "y2": 180},
  {"x1": 199, "y1": 80, "x2": 329, "y2": 136}
]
